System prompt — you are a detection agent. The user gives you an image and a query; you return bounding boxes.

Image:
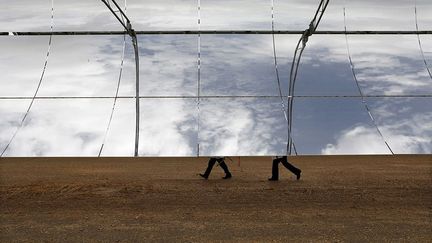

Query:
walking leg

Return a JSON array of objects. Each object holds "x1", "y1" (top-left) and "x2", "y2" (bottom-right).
[
  {"x1": 281, "y1": 156, "x2": 301, "y2": 180},
  {"x1": 269, "y1": 158, "x2": 280, "y2": 181},
  {"x1": 218, "y1": 159, "x2": 232, "y2": 179},
  {"x1": 200, "y1": 158, "x2": 217, "y2": 179}
]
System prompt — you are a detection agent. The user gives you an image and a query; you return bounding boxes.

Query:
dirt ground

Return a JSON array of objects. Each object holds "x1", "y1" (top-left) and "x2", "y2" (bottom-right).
[{"x1": 0, "y1": 155, "x2": 431, "y2": 242}]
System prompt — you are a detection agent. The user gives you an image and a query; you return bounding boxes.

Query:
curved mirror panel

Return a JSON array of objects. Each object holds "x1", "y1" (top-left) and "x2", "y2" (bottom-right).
[
  {"x1": 128, "y1": 0, "x2": 197, "y2": 31},
  {"x1": 274, "y1": 0, "x2": 344, "y2": 31},
  {"x1": 346, "y1": 35, "x2": 432, "y2": 95},
  {"x1": 418, "y1": 35, "x2": 432, "y2": 72},
  {"x1": 345, "y1": 0, "x2": 416, "y2": 31},
  {"x1": 366, "y1": 98, "x2": 432, "y2": 154},
  {"x1": 38, "y1": 36, "x2": 124, "y2": 97},
  {"x1": 119, "y1": 35, "x2": 197, "y2": 97},
  {"x1": 200, "y1": 0, "x2": 271, "y2": 30},
  {"x1": 201, "y1": 35, "x2": 285, "y2": 96},
  {"x1": 292, "y1": 98, "x2": 391, "y2": 155},
  {"x1": 54, "y1": 0, "x2": 126, "y2": 31},
  {"x1": 0, "y1": 100, "x2": 31, "y2": 155},
  {"x1": 0, "y1": 37, "x2": 50, "y2": 97},
  {"x1": 199, "y1": 98, "x2": 287, "y2": 156},
  {"x1": 273, "y1": 35, "x2": 302, "y2": 96},
  {"x1": 0, "y1": 0, "x2": 52, "y2": 32},
  {"x1": 295, "y1": 35, "x2": 359, "y2": 96},
  {"x1": 416, "y1": 0, "x2": 432, "y2": 30},
  {"x1": 139, "y1": 98, "x2": 197, "y2": 156},
  {"x1": 2, "y1": 99, "x2": 113, "y2": 156},
  {"x1": 98, "y1": 98, "x2": 135, "y2": 156}
]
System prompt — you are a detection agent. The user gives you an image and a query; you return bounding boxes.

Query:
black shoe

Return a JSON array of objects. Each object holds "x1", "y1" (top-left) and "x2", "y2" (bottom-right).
[
  {"x1": 222, "y1": 173, "x2": 232, "y2": 179},
  {"x1": 199, "y1": 173, "x2": 208, "y2": 180},
  {"x1": 296, "y1": 170, "x2": 301, "y2": 180},
  {"x1": 268, "y1": 177, "x2": 278, "y2": 181}
]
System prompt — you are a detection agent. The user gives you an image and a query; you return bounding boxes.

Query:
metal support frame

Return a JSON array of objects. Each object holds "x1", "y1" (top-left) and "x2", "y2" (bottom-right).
[
  {"x1": 2, "y1": 30, "x2": 431, "y2": 36},
  {"x1": 100, "y1": 0, "x2": 140, "y2": 157},
  {"x1": 286, "y1": 0, "x2": 330, "y2": 155},
  {"x1": 1, "y1": 94, "x2": 431, "y2": 100},
  {"x1": 132, "y1": 33, "x2": 140, "y2": 157}
]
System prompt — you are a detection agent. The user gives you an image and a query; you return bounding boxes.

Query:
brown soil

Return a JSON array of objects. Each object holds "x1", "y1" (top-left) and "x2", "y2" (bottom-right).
[{"x1": 1, "y1": 155, "x2": 431, "y2": 242}]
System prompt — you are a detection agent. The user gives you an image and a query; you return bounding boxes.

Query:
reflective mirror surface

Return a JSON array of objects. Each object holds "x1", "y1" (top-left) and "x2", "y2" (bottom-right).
[
  {"x1": 134, "y1": 35, "x2": 197, "y2": 96},
  {"x1": 199, "y1": 98, "x2": 287, "y2": 156},
  {"x1": 54, "y1": 0, "x2": 126, "y2": 31},
  {"x1": 1, "y1": 1, "x2": 431, "y2": 156},
  {"x1": 274, "y1": 0, "x2": 344, "y2": 31},
  {"x1": 200, "y1": 0, "x2": 271, "y2": 30},
  {"x1": 37, "y1": 36, "x2": 125, "y2": 97},
  {"x1": 292, "y1": 98, "x2": 392, "y2": 155},
  {"x1": 295, "y1": 35, "x2": 359, "y2": 95},
  {"x1": 346, "y1": 35, "x2": 432, "y2": 95},
  {"x1": 0, "y1": 37, "x2": 50, "y2": 97},
  {"x1": 345, "y1": 0, "x2": 416, "y2": 31},
  {"x1": 0, "y1": 0, "x2": 52, "y2": 32},
  {"x1": 365, "y1": 98, "x2": 432, "y2": 154},
  {"x1": 139, "y1": 98, "x2": 197, "y2": 156},
  {"x1": 416, "y1": 0, "x2": 432, "y2": 30},
  {"x1": 0, "y1": 100, "x2": 31, "y2": 152},
  {"x1": 128, "y1": 0, "x2": 197, "y2": 31},
  {"x1": 201, "y1": 35, "x2": 279, "y2": 96},
  {"x1": 1, "y1": 99, "x2": 113, "y2": 156}
]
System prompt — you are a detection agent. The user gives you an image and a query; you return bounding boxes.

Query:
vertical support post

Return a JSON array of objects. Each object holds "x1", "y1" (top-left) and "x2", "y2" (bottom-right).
[
  {"x1": 197, "y1": 0, "x2": 201, "y2": 157},
  {"x1": 131, "y1": 32, "x2": 140, "y2": 157}
]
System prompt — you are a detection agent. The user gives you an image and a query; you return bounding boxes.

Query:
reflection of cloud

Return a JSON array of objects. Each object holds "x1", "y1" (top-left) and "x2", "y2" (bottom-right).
[
  {"x1": 382, "y1": 112, "x2": 432, "y2": 154},
  {"x1": 0, "y1": 0, "x2": 52, "y2": 31},
  {"x1": 1, "y1": 2, "x2": 431, "y2": 156},
  {"x1": 308, "y1": 35, "x2": 432, "y2": 95},
  {"x1": 1, "y1": 0, "x2": 427, "y2": 32},
  {"x1": 323, "y1": 109, "x2": 432, "y2": 155},
  {"x1": 200, "y1": 99, "x2": 287, "y2": 156},
  {"x1": 345, "y1": 0, "x2": 417, "y2": 31},
  {"x1": 128, "y1": 0, "x2": 197, "y2": 30},
  {"x1": 133, "y1": 35, "x2": 196, "y2": 96},
  {"x1": 201, "y1": 35, "x2": 281, "y2": 95},
  {"x1": 139, "y1": 99, "x2": 196, "y2": 156},
  {"x1": 0, "y1": 37, "x2": 51, "y2": 96},
  {"x1": 200, "y1": 0, "x2": 271, "y2": 30},
  {"x1": 2, "y1": 100, "x2": 112, "y2": 156},
  {"x1": 322, "y1": 125, "x2": 392, "y2": 154},
  {"x1": 38, "y1": 36, "x2": 124, "y2": 97},
  {"x1": 0, "y1": 100, "x2": 30, "y2": 151}
]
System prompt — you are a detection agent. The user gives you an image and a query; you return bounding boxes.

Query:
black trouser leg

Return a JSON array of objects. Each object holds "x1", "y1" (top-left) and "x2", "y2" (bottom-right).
[
  {"x1": 281, "y1": 157, "x2": 300, "y2": 175},
  {"x1": 271, "y1": 158, "x2": 280, "y2": 179},
  {"x1": 203, "y1": 158, "x2": 217, "y2": 177},
  {"x1": 218, "y1": 160, "x2": 231, "y2": 175}
]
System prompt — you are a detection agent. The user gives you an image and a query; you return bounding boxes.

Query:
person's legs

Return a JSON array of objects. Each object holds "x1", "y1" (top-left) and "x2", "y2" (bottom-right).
[
  {"x1": 280, "y1": 156, "x2": 301, "y2": 180},
  {"x1": 269, "y1": 158, "x2": 281, "y2": 181},
  {"x1": 200, "y1": 158, "x2": 217, "y2": 179},
  {"x1": 217, "y1": 158, "x2": 232, "y2": 179}
]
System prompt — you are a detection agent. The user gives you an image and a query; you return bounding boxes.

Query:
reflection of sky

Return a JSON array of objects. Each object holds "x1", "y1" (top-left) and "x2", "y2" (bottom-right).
[
  {"x1": 201, "y1": 35, "x2": 279, "y2": 96},
  {"x1": 0, "y1": 37, "x2": 50, "y2": 96},
  {"x1": 1, "y1": 99, "x2": 113, "y2": 156},
  {"x1": 346, "y1": 35, "x2": 431, "y2": 95},
  {"x1": 200, "y1": 98, "x2": 287, "y2": 156},
  {"x1": 293, "y1": 98, "x2": 391, "y2": 155},
  {"x1": 38, "y1": 36, "x2": 125, "y2": 97},
  {"x1": 0, "y1": 1, "x2": 431, "y2": 156},
  {"x1": 120, "y1": 35, "x2": 198, "y2": 96},
  {"x1": 345, "y1": 0, "x2": 418, "y2": 31}
]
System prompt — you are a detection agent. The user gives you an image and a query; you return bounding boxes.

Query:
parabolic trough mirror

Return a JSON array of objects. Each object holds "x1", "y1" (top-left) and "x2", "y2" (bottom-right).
[{"x1": 0, "y1": 0, "x2": 431, "y2": 156}]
